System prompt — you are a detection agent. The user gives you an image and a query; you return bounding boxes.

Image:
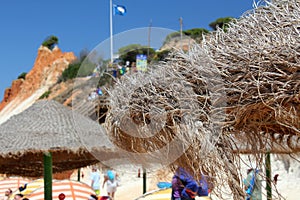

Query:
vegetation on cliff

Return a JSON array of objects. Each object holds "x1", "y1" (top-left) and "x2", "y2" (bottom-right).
[
  {"x1": 209, "y1": 17, "x2": 234, "y2": 31},
  {"x1": 42, "y1": 35, "x2": 59, "y2": 50},
  {"x1": 17, "y1": 72, "x2": 27, "y2": 80}
]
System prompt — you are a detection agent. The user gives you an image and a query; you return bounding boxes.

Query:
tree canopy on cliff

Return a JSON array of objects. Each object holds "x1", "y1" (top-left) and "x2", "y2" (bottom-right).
[
  {"x1": 42, "y1": 35, "x2": 59, "y2": 50},
  {"x1": 209, "y1": 17, "x2": 234, "y2": 31},
  {"x1": 17, "y1": 72, "x2": 27, "y2": 80},
  {"x1": 59, "y1": 49, "x2": 102, "y2": 82},
  {"x1": 118, "y1": 44, "x2": 155, "y2": 64},
  {"x1": 163, "y1": 28, "x2": 209, "y2": 45},
  {"x1": 163, "y1": 17, "x2": 235, "y2": 45}
]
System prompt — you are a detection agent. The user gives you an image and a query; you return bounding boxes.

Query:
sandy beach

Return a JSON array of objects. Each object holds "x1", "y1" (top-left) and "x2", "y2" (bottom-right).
[
  {"x1": 72, "y1": 167, "x2": 165, "y2": 200},
  {"x1": 73, "y1": 155, "x2": 300, "y2": 200}
]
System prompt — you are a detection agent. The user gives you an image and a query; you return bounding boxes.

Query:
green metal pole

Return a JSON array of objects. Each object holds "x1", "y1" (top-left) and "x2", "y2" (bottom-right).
[
  {"x1": 44, "y1": 152, "x2": 52, "y2": 200},
  {"x1": 143, "y1": 168, "x2": 146, "y2": 194},
  {"x1": 265, "y1": 151, "x2": 272, "y2": 200},
  {"x1": 77, "y1": 168, "x2": 81, "y2": 182}
]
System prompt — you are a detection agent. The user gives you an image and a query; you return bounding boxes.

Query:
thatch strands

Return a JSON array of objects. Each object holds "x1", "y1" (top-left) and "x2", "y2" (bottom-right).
[
  {"x1": 106, "y1": 46, "x2": 241, "y2": 197},
  {"x1": 204, "y1": 0, "x2": 300, "y2": 152},
  {"x1": 105, "y1": 0, "x2": 300, "y2": 199},
  {"x1": 105, "y1": 48, "x2": 223, "y2": 162}
]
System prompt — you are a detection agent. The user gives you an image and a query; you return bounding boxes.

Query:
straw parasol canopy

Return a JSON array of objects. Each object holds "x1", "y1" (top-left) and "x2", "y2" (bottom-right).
[
  {"x1": 104, "y1": 0, "x2": 300, "y2": 199},
  {"x1": 203, "y1": 0, "x2": 300, "y2": 154},
  {"x1": 0, "y1": 100, "x2": 115, "y2": 177}
]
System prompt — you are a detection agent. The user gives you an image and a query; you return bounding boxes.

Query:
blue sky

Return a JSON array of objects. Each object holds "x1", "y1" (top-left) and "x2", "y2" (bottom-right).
[{"x1": 0, "y1": 0, "x2": 255, "y2": 100}]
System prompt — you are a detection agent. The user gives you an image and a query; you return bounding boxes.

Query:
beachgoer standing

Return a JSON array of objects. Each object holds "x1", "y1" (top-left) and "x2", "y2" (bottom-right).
[
  {"x1": 91, "y1": 167, "x2": 101, "y2": 196},
  {"x1": 102, "y1": 170, "x2": 118, "y2": 200},
  {"x1": 244, "y1": 168, "x2": 262, "y2": 200}
]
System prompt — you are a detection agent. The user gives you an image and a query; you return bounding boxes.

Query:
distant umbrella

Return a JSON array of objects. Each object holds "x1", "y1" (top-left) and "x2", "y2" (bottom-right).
[
  {"x1": 9, "y1": 179, "x2": 43, "y2": 198},
  {"x1": 27, "y1": 180, "x2": 95, "y2": 200}
]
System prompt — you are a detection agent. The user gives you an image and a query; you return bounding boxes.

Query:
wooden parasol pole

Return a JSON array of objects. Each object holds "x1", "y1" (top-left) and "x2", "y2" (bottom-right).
[
  {"x1": 143, "y1": 168, "x2": 146, "y2": 194},
  {"x1": 265, "y1": 151, "x2": 272, "y2": 200},
  {"x1": 44, "y1": 152, "x2": 53, "y2": 200},
  {"x1": 77, "y1": 168, "x2": 81, "y2": 182}
]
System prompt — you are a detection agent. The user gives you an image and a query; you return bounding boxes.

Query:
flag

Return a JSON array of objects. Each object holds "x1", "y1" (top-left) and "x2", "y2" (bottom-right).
[{"x1": 113, "y1": 4, "x2": 126, "y2": 16}]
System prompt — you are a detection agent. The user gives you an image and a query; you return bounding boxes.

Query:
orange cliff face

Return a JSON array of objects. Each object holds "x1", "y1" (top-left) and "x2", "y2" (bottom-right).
[
  {"x1": 0, "y1": 46, "x2": 77, "y2": 111},
  {"x1": 1, "y1": 79, "x2": 24, "y2": 105}
]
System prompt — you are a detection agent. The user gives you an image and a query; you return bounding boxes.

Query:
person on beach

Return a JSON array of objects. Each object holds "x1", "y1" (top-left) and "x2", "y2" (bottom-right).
[
  {"x1": 273, "y1": 174, "x2": 279, "y2": 185},
  {"x1": 0, "y1": 188, "x2": 12, "y2": 200},
  {"x1": 88, "y1": 194, "x2": 111, "y2": 200},
  {"x1": 13, "y1": 194, "x2": 23, "y2": 200},
  {"x1": 102, "y1": 170, "x2": 118, "y2": 200},
  {"x1": 91, "y1": 166, "x2": 101, "y2": 196},
  {"x1": 58, "y1": 193, "x2": 66, "y2": 200},
  {"x1": 171, "y1": 167, "x2": 209, "y2": 200},
  {"x1": 244, "y1": 168, "x2": 262, "y2": 200}
]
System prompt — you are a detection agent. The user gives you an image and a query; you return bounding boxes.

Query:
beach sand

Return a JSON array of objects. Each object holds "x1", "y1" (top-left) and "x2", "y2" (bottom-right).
[
  {"x1": 72, "y1": 167, "x2": 164, "y2": 200},
  {"x1": 73, "y1": 155, "x2": 300, "y2": 200}
]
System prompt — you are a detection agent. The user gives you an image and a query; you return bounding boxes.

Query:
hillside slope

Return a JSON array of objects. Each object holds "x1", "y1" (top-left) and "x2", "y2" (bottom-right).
[{"x1": 0, "y1": 46, "x2": 76, "y2": 124}]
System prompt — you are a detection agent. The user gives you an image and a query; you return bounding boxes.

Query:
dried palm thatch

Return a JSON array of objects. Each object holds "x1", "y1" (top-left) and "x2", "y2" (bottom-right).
[
  {"x1": 106, "y1": 48, "x2": 244, "y2": 198},
  {"x1": 204, "y1": 0, "x2": 300, "y2": 154},
  {"x1": 105, "y1": 0, "x2": 300, "y2": 199},
  {"x1": 0, "y1": 100, "x2": 115, "y2": 177}
]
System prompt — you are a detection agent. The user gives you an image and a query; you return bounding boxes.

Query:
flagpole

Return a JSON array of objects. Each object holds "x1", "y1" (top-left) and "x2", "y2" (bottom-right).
[
  {"x1": 110, "y1": 0, "x2": 113, "y2": 63},
  {"x1": 147, "y1": 19, "x2": 152, "y2": 58},
  {"x1": 179, "y1": 17, "x2": 183, "y2": 50}
]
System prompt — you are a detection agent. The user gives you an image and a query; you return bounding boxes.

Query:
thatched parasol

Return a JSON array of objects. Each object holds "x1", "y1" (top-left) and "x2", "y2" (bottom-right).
[
  {"x1": 0, "y1": 99, "x2": 114, "y2": 177},
  {"x1": 0, "y1": 100, "x2": 118, "y2": 199},
  {"x1": 104, "y1": 0, "x2": 300, "y2": 199}
]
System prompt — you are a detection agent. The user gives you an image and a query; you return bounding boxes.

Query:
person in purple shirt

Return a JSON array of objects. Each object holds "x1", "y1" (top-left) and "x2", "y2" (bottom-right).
[
  {"x1": 172, "y1": 175, "x2": 184, "y2": 200},
  {"x1": 171, "y1": 167, "x2": 209, "y2": 200}
]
